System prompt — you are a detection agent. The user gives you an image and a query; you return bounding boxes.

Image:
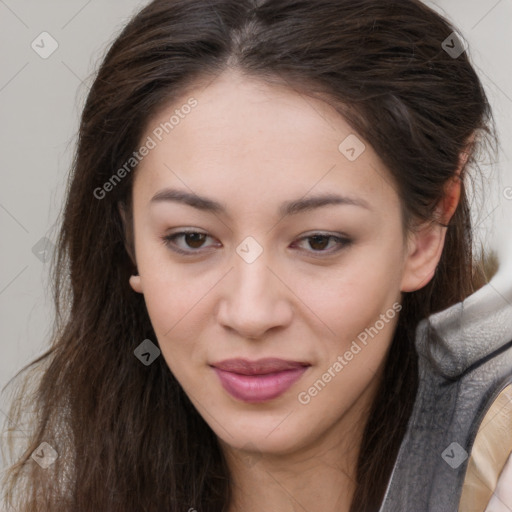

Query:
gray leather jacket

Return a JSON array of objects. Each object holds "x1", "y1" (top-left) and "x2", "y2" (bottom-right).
[{"x1": 379, "y1": 275, "x2": 512, "y2": 511}]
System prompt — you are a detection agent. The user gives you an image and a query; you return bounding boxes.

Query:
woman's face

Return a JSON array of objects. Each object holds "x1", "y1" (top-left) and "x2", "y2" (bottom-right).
[{"x1": 126, "y1": 69, "x2": 438, "y2": 458}]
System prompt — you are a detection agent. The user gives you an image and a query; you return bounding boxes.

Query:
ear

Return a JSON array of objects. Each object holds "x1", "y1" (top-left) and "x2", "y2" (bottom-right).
[
  {"x1": 118, "y1": 201, "x2": 143, "y2": 294},
  {"x1": 400, "y1": 142, "x2": 470, "y2": 292},
  {"x1": 400, "y1": 220, "x2": 446, "y2": 292},
  {"x1": 437, "y1": 140, "x2": 471, "y2": 226},
  {"x1": 129, "y1": 274, "x2": 143, "y2": 293}
]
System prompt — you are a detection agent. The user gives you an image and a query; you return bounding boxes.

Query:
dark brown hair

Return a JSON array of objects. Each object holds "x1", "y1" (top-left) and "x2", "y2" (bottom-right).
[{"x1": 2, "y1": 1, "x2": 496, "y2": 511}]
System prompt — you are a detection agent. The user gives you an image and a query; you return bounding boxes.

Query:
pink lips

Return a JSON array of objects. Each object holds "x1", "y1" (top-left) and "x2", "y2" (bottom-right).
[{"x1": 211, "y1": 358, "x2": 310, "y2": 403}]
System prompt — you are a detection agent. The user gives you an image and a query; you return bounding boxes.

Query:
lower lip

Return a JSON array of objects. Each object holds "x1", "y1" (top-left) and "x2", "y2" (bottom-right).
[{"x1": 212, "y1": 366, "x2": 309, "y2": 403}]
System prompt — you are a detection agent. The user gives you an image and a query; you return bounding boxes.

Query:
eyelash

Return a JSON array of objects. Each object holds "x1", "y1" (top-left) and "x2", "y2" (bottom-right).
[{"x1": 161, "y1": 230, "x2": 352, "y2": 257}]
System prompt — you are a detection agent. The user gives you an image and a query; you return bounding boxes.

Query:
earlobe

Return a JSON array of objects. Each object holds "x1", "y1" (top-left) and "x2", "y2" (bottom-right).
[{"x1": 129, "y1": 274, "x2": 143, "y2": 293}]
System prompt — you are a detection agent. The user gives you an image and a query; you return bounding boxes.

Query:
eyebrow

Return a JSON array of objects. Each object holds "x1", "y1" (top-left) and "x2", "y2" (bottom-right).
[{"x1": 150, "y1": 188, "x2": 371, "y2": 216}]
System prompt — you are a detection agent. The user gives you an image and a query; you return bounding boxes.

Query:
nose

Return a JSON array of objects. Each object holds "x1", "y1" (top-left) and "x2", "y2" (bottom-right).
[{"x1": 216, "y1": 252, "x2": 293, "y2": 340}]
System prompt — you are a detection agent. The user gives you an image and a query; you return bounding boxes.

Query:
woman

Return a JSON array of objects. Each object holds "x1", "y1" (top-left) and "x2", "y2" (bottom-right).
[{"x1": 2, "y1": 0, "x2": 511, "y2": 511}]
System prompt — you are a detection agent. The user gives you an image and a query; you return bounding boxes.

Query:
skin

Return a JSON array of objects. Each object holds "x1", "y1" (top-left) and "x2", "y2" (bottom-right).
[{"x1": 122, "y1": 68, "x2": 459, "y2": 512}]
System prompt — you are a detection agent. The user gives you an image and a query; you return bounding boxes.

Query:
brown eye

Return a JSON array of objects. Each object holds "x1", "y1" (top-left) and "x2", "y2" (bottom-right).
[
  {"x1": 292, "y1": 233, "x2": 352, "y2": 256},
  {"x1": 308, "y1": 235, "x2": 331, "y2": 251},
  {"x1": 162, "y1": 231, "x2": 217, "y2": 254},
  {"x1": 182, "y1": 232, "x2": 207, "y2": 249}
]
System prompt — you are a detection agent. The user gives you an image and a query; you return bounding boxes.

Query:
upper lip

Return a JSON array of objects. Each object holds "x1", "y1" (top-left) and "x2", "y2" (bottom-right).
[{"x1": 210, "y1": 358, "x2": 310, "y2": 376}]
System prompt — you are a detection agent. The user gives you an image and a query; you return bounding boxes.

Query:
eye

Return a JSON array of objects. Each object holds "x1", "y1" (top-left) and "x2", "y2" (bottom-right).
[
  {"x1": 161, "y1": 230, "x2": 352, "y2": 257},
  {"x1": 161, "y1": 230, "x2": 218, "y2": 255},
  {"x1": 291, "y1": 233, "x2": 352, "y2": 256}
]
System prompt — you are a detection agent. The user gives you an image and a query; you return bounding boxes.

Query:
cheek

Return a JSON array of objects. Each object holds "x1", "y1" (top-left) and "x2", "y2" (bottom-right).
[
  {"x1": 136, "y1": 237, "x2": 210, "y2": 332},
  {"x1": 294, "y1": 267, "x2": 400, "y2": 432},
  {"x1": 301, "y1": 278, "x2": 399, "y2": 387},
  {"x1": 143, "y1": 279, "x2": 193, "y2": 334},
  {"x1": 294, "y1": 246, "x2": 403, "y2": 337},
  {"x1": 141, "y1": 281, "x2": 207, "y2": 388},
  {"x1": 135, "y1": 262, "x2": 208, "y2": 376}
]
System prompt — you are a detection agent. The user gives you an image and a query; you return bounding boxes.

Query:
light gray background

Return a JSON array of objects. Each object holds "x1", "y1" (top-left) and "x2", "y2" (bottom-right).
[{"x1": 1, "y1": 0, "x2": 511, "y2": 469}]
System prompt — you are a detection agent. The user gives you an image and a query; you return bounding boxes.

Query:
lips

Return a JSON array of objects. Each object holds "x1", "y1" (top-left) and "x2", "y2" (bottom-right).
[{"x1": 210, "y1": 358, "x2": 310, "y2": 403}]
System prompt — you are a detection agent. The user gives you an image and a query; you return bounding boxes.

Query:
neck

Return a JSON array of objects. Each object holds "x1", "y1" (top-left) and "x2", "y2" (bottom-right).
[{"x1": 221, "y1": 375, "x2": 381, "y2": 512}]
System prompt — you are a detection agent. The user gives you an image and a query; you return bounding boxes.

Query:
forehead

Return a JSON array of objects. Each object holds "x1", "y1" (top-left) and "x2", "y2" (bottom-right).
[{"x1": 133, "y1": 69, "x2": 399, "y2": 217}]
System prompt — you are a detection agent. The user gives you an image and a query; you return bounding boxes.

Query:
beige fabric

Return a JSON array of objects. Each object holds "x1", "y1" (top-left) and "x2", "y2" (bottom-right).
[
  {"x1": 485, "y1": 452, "x2": 512, "y2": 511},
  {"x1": 459, "y1": 384, "x2": 512, "y2": 512}
]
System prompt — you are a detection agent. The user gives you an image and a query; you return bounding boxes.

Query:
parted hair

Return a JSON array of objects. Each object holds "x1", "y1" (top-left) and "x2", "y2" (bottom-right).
[{"x1": 2, "y1": 1, "x2": 494, "y2": 511}]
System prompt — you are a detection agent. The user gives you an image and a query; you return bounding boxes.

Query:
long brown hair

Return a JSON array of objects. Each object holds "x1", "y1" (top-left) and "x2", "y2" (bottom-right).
[{"x1": 1, "y1": 1, "x2": 496, "y2": 511}]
